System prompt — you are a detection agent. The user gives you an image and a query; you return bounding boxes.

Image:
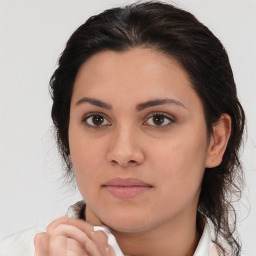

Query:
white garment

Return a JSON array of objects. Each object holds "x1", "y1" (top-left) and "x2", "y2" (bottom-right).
[
  {"x1": 0, "y1": 225, "x2": 46, "y2": 256},
  {"x1": 0, "y1": 201, "x2": 219, "y2": 256}
]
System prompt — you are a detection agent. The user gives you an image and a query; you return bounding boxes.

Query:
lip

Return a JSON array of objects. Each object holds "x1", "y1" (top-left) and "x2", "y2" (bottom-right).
[{"x1": 103, "y1": 177, "x2": 153, "y2": 200}]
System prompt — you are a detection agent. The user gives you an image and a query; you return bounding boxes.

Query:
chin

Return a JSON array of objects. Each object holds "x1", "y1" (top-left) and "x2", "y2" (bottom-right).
[
  {"x1": 107, "y1": 221, "x2": 150, "y2": 233},
  {"x1": 87, "y1": 197, "x2": 163, "y2": 233},
  {"x1": 99, "y1": 211, "x2": 153, "y2": 233}
]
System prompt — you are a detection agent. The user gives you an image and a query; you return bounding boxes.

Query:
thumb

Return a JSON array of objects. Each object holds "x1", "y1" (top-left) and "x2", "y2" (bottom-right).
[{"x1": 34, "y1": 232, "x2": 50, "y2": 256}]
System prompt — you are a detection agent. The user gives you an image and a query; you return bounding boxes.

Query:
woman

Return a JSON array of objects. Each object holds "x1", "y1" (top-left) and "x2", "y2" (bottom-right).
[{"x1": 0, "y1": 1, "x2": 245, "y2": 256}]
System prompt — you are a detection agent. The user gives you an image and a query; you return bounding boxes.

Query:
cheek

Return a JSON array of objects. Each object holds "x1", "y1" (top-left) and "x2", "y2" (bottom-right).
[
  {"x1": 69, "y1": 132, "x2": 106, "y2": 193},
  {"x1": 150, "y1": 132, "x2": 207, "y2": 198},
  {"x1": 71, "y1": 150, "x2": 103, "y2": 205}
]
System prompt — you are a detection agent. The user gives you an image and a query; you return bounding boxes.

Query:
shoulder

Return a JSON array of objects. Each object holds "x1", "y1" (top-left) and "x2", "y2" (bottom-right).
[
  {"x1": 194, "y1": 217, "x2": 231, "y2": 256},
  {"x1": 209, "y1": 242, "x2": 246, "y2": 256},
  {"x1": 0, "y1": 201, "x2": 84, "y2": 256},
  {"x1": 0, "y1": 224, "x2": 47, "y2": 256}
]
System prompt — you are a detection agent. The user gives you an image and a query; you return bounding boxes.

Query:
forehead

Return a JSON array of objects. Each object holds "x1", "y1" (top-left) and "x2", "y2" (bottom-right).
[{"x1": 71, "y1": 48, "x2": 201, "y2": 111}]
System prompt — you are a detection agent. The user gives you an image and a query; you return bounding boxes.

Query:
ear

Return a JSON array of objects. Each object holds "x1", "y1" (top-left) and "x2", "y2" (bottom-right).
[{"x1": 205, "y1": 114, "x2": 231, "y2": 168}]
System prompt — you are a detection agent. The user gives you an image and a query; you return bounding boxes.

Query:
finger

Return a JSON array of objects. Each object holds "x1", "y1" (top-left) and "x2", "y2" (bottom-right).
[
  {"x1": 46, "y1": 217, "x2": 115, "y2": 255},
  {"x1": 48, "y1": 235, "x2": 68, "y2": 256},
  {"x1": 34, "y1": 232, "x2": 49, "y2": 256},
  {"x1": 51, "y1": 224, "x2": 90, "y2": 245},
  {"x1": 90, "y1": 230, "x2": 109, "y2": 254},
  {"x1": 50, "y1": 222, "x2": 99, "y2": 253},
  {"x1": 106, "y1": 244, "x2": 117, "y2": 256},
  {"x1": 47, "y1": 216, "x2": 94, "y2": 238},
  {"x1": 81, "y1": 230, "x2": 110, "y2": 256},
  {"x1": 35, "y1": 232, "x2": 89, "y2": 256},
  {"x1": 46, "y1": 216, "x2": 72, "y2": 232},
  {"x1": 66, "y1": 238, "x2": 89, "y2": 256},
  {"x1": 49, "y1": 223, "x2": 105, "y2": 256},
  {"x1": 89, "y1": 230, "x2": 116, "y2": 256}
]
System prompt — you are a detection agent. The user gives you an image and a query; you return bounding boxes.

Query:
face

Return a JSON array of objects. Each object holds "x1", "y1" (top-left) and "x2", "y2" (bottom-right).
[{"x1": 69, "y1": 48, "x2": 212, "y2": 233}]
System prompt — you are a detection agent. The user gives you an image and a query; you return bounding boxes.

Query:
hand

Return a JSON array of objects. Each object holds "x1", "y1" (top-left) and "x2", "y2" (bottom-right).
[{"x1": 34, "y1": 216, "x2": 116, "y2": 256}]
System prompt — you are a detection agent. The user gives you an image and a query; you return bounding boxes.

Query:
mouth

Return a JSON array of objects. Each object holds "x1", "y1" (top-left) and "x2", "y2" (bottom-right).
[{"x1": 102, "y1": 177, "x2": 153, "y2": 200}]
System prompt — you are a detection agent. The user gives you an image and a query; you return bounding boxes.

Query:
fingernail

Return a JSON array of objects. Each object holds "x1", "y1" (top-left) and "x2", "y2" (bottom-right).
[{"x1": 105, "y1": 246, "x2": 110, "y2": 253}]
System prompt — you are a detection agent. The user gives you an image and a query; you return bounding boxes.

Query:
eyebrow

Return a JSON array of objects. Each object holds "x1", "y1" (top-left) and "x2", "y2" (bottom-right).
[
  {"x1": 75, "y1": 97, "x2": 112, "y2": 109},
  {"x1": 75, "y1": 97, "x2": 186, "y2": 111},
  {"x1": 136, "y1": 98, "x2": 187, "y2": 111}
]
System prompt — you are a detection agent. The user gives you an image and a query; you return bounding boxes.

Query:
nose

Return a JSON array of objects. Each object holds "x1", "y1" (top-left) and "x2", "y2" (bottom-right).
[{"x1": 106, "y1": 125, "x2": 145, "y2": 168}]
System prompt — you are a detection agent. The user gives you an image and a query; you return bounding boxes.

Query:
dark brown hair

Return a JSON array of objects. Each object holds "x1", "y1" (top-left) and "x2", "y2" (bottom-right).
[{"x1": 49, "y1": 2, "x2": 245, "y2": 255}]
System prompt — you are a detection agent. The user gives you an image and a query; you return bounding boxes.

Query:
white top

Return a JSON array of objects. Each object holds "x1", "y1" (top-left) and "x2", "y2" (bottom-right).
[{"x1": 0, "y1": 201, "x2": 219, "y2": 256}]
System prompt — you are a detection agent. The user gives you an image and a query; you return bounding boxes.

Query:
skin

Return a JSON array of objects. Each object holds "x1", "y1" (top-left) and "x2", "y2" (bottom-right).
[
  {"x1": 34, "y1": 216, "x2": 115, "y2": 256},
  {"x1": 34, "y1": 48, "x2": 231, "y2": 256}
]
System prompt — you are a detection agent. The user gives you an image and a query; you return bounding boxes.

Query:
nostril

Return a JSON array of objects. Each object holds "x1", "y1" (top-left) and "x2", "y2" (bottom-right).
[{"x1": 111, "y1": 160, "x2": 118, "y2": 165}]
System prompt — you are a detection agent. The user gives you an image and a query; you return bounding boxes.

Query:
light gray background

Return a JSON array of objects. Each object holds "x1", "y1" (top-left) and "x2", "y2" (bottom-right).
[{"x1": 0, "y1": 0, "x2": 255, "y2": 255}]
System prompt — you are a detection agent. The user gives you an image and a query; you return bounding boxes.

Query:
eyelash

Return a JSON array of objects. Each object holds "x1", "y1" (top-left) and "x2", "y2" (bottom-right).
[
  {"x1": 81, "y1": 111, "x2": 175, "y2": 128},
  {"x1": 144, "y1": 112, "x2": 175, "y2": 127},
  {"x1": 81, "y1": 112, "x2": 111, "y2": 128}
]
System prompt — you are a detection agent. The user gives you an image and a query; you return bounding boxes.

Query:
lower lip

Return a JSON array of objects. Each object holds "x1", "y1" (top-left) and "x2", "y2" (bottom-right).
[{"x1": 104, "y1": 185, "x2": 151, "y2": 200}]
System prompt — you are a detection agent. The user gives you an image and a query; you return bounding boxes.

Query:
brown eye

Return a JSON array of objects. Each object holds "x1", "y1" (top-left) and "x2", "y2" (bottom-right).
[
  {"x1": 84, "y1": 114, "x2": 110, "y2": 127},
  {"x1": 152, "y1": 115, "x2": 165, "y2": 125},
  {"x1": 92, "y1": 115, "x2": 104, "y2": 125},
  {"x1": 145, "y1": 113, "x2": 174, "y2": 127}
]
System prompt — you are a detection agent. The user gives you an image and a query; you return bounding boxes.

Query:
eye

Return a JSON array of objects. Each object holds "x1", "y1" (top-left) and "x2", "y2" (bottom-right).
[
  {"x1": 144, "y1": 113, "x2": 174, "y2": 127},
  {"x1": 82, "y1": 113, "x2": 111, "y2": 127}
]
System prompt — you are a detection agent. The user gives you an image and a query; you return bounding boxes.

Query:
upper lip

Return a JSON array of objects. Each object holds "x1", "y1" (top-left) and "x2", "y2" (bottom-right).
[{"x1": 104, "y1": 177, "x2": 152, "y2": 187}]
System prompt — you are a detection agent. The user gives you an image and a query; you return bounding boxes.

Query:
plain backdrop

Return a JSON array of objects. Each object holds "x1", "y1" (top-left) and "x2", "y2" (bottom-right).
[{"x1": 0, "y1": 0, "x2": 255, "y2": 255}]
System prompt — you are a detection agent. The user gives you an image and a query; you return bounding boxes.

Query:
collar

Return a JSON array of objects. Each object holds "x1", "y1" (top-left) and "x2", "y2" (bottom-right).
[{"x1": 193, "y1": 219, "x2": 212, "y2": 256}]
